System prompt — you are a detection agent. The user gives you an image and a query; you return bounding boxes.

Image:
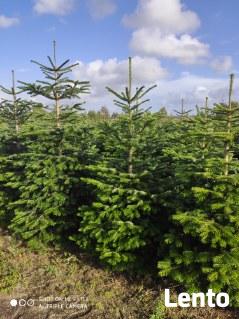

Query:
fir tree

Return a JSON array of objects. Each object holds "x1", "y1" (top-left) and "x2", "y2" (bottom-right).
[
  {"x1": 0, "y1": 70, "x2": 32, "y2": 134},
  {"x1": 8, "y1": 44, "x2": 93, "y2": 248},
  {"x1": 174, "y1": 98, "x2": 192, "y2": 118},
  {"x1": 158, "y1": 74, "x2": 239, "y2": 306},
  {"x1": 18, "y1": 41, "x2": 90, "y2": 128},
  {"x1": 71, "y1": 57, "x2": 158, "y2": 270}
]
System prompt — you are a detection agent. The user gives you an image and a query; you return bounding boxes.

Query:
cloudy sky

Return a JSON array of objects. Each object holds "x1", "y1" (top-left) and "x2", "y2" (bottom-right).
[{"x1": 0, "y1": 0, "x2": 239, "y2": 112}]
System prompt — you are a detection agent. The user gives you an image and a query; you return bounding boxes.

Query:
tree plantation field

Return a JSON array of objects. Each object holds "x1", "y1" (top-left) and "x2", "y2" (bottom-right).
[{"x1": 0, "y1": 44, "x2": 239, "y2": 318}]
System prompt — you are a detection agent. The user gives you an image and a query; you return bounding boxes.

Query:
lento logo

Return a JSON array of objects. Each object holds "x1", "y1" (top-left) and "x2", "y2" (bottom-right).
[{"x1": 10, "y1": 298, "x2": 35, "y2": 307}]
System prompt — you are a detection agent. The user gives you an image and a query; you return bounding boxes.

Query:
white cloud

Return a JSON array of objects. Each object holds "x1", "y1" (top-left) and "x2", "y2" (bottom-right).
[
  {"x1": 130, "y1": 29, "x2": 209, "y2": 64},
  {"x1": 211, "y1": 56, "x2": 233, "y2": 73},
  {"x1": 87, "y1": 0, "x2": 117, "y2": 19},
  {"x1": 34, "y1": 0, "x2": 75, "y2": 16},
  {"x1": 123, "y1": 0, "x2": 210, "y2": 65},
  {"x1": 123, "y1": 0, "x2": 200, "y2": 34},
  {"x1": 154, "y1": 74, "x2": 231, "y2": 111},
  {"x1": 0, "y1": 15, "x2": 19, "y2": 28}
]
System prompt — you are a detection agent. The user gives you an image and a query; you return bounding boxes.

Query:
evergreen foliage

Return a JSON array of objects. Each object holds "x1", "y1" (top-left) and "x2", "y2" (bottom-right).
[
  {"x1": 158, "y1": 74, "x2": 239, "y2": 306},
  {"x1": 72, "y1": 168, "x2": 154, "y2": 270}
]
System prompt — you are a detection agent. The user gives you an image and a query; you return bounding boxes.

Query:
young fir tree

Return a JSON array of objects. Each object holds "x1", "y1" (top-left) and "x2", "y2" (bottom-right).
[
  {"x1": 174, "y1": 98, "x2": 192, "y2": 118},
  {"x1": 158, "y1": 74, "x2": 239, "y2": 306},
  {"x1": 19, "y1": 41, "x2": 90, "y2": 129},
  {"x1": 8, "y1": 43, "x2": 93, "y2": 248},
  {"x1": 71, "y1": 57, "x2": 158, "y2": 271},
  {"x1": 0, "y1": 70, "x2": 32, "y2": 133},
  {"x1": 0, "y1": 70, "x2": 34, "y2": 227}
]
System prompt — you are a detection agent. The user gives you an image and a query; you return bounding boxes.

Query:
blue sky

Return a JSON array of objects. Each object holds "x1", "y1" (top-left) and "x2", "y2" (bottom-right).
[{"x1": 0, "y1": 0, "x2": 239, "y2": 112}]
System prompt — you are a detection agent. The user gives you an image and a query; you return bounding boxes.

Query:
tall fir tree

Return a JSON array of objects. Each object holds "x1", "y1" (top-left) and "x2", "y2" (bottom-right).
[
  {"x1": 8, "y1": 43, "x2": 94, "y2": 248},
  {"x1": 71, "y1": 57, "x2": 158, "y2": 270},
  {"x1": 158, "y1": 74, "x2": 239, "y2": 306}
]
